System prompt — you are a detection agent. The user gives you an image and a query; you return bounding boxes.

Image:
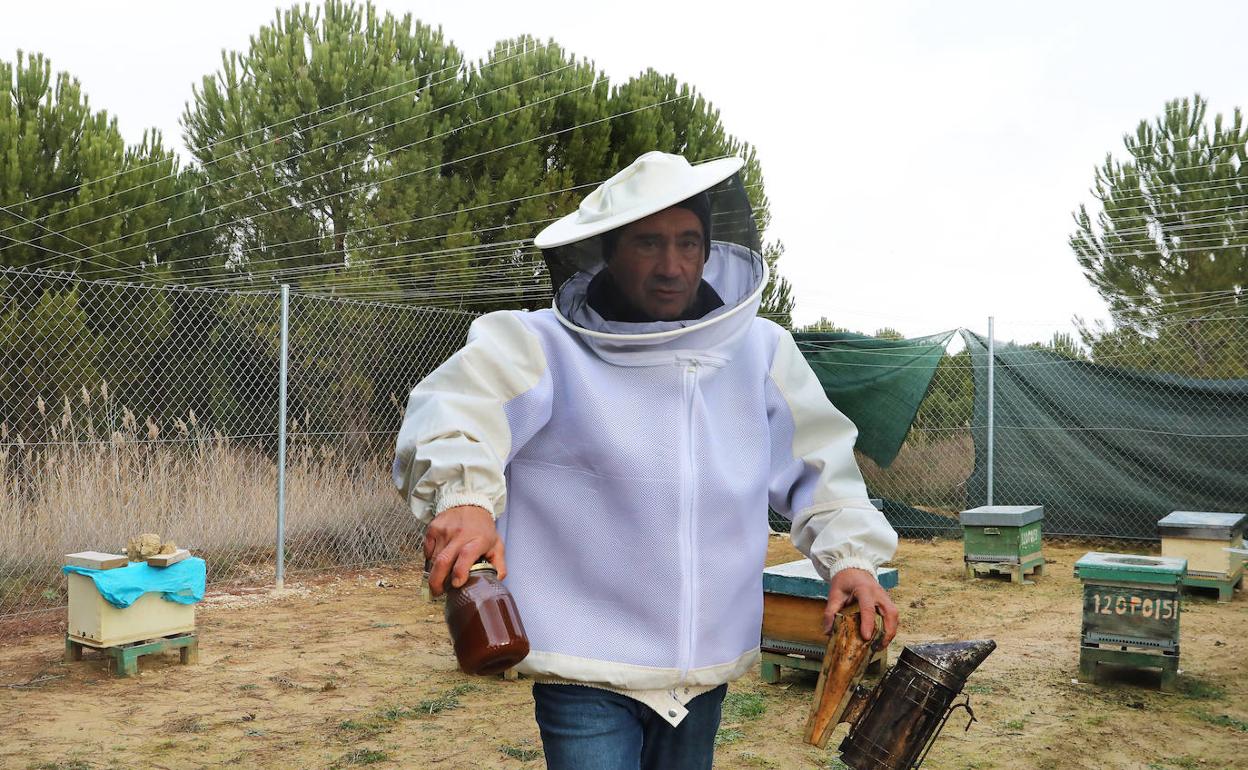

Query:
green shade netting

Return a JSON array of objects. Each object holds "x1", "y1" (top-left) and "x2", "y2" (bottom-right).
[
  {"x1": 768, "y1": 330, "x2": 956, "y2": 536},
  {"x1": 961, "y1": 331, "x2": 1248, "y2": 539},
  {"x1": 794, "y1": 330, "x2": 954, "y2": 468}
]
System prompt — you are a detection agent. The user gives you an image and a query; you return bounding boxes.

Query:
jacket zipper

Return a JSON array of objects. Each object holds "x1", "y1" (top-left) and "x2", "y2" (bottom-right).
[{"x1": 679, "y1": 358, "x2": 700, "y2": 682}]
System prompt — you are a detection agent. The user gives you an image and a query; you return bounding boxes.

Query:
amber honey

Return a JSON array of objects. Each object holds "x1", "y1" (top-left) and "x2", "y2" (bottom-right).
[{"x1": 443, "y1": 562, "x2": 529, "y2": 675}]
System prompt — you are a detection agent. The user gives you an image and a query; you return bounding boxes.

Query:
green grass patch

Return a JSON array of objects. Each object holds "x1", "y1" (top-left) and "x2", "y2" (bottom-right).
[
  {"x1": 27, "y1": 763, "x2": 93, "y2": 770},
  {"x1": 1176, "y1": 677, "x2": 1226, "y2": 700},
  {"x1": 499, "y1": 744, "x2": 543, "y2": 761},
  {"x1": 417, "y1": 683, "x2": 478, "y2": 715},
  {"x1": 331, "y1": 748, "x2": 390, "y2": 767},
  {"x1": 966, "y1": 682, "x2": 997, "y2": 695},
  {"x1": 1148, "y1": 757, "x2": 1201, "y2": 770},
  {"x1": 379, "y1": 705, "x2": 413, "y2": 720},
  {"x1": 722, "y1": 691, "x2": 767, "y2": 721},
  {"x1": 714, "y1": 728, "x2": 745, "y2": 747},
  {"x1": 1192, "y1": 710, "x2": 1248, "y2": 732},
  {"x1": 1003, "y1": 718, "x2": 1025, "y2": 731},
  {"x1": 337, "y1": 717, "x2": 390, "y2": 737},
  {"x1": 1086, "y1": 714, "x2": 1108, "y2": 727},
  {"x1": 338, "y1": 684, "x2": 482, "y2": 740}
]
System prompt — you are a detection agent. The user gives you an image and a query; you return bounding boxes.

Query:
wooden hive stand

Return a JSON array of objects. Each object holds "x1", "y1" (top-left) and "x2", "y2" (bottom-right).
[
  {"x1": 65, "y1": 631, "x2": 199, "y2": 677},
  {"x1": 759, "y1": 560, "x2": 897, "y2": 684}
]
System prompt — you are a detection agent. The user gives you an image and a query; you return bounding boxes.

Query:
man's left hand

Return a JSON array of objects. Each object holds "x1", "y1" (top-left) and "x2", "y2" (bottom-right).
[{"x1": 823, "y1": 567, "x2": 899, "y2": 646}]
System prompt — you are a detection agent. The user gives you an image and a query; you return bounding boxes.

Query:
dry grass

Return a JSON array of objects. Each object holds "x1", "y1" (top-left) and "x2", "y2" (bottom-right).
[
  {"x1": 0, "y1": 394, "x2": 419, "y2": 619},
  {"x1": 858, "y1": 432, "x2": 974, "y2": 512}
]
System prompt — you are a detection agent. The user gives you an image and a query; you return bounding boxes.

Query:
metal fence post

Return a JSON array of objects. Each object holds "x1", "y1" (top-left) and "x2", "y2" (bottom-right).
[
  {"x1": 276, "y1": 284, "x2": 290, "y2": 589},
  {"x1": 987, "y1": 316, "x2": 995, "y2": 507}
]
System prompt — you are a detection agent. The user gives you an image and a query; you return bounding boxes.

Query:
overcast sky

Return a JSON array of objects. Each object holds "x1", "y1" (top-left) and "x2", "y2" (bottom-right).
[{"x1": 5, "y1": 1, "x2": 1248, "y2": 343}]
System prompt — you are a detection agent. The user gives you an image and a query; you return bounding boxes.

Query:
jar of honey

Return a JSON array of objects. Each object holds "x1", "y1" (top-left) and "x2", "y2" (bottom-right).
[{"x1": 443, "y1": 561, "x2": 529, "y2": 675}]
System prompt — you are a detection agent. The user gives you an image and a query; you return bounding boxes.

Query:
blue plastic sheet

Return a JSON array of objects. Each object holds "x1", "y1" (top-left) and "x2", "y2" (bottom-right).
[{"x1": 62, "y1": 557, "x2": 206, "y2": 609}]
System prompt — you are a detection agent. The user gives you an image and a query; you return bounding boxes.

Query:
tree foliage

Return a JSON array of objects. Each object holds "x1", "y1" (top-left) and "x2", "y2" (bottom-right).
[
  {"x1": 1071, "y1": 94, "x2": 1247, "y2": 325},
  {"x1": 0, "y1": 2, "x2": 796, "y2": 455},
  {"x1": 0, "y1": 52, "x2": 212, "y2": 277},
  {"x1": 182, "y1": 1, "x2": 466, "y2": 281},
  {"x1": 182, "y1": 5, "x2": 793, "y2": 318},
  {"x1": 1071, "y1": 94, "x2": 1247, "y2": 377}
]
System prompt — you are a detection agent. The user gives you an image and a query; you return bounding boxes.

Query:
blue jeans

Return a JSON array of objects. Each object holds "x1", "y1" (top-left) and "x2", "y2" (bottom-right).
[{"x1": 532, "y1": 683, "x2": 727, "y2": 770}]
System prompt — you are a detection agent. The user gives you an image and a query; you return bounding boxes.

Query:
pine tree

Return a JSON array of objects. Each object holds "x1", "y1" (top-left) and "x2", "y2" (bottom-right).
[
  {"x1": 182, "y1": 1, "x2": 466, "y2": 282},
  {"x1": 1070, "y1": 95, "x2": 1247, "y2": 328},
  {"x1": 1070, "y1": 94, "x2": 1248, "y2": 376},
  {"x1": 0, "y1": 51, "x2": 209, "y2": 277},
  {"x1": 181, "y1": 1, "x2": 795, "y2": 317}
]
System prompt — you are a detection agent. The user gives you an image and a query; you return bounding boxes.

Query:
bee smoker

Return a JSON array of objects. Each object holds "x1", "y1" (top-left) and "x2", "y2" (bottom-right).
[{"x1": 804, "y1": 612, "x2": 995, "y2": 770}]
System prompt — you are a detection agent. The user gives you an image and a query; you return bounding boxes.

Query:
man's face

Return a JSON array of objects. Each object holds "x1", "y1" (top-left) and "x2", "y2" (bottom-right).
[{"x1": 606, "y1": 207, "x2": 705, "y2": 321}]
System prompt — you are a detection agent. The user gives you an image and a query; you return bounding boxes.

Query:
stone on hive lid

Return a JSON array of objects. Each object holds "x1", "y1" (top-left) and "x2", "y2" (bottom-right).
[
  {"x1": 1157, "y1": 511, "x2": 1247, "y2": 541},
  {"x1": 959, "y1": 505, "x2": 1044, "y2": 527}
]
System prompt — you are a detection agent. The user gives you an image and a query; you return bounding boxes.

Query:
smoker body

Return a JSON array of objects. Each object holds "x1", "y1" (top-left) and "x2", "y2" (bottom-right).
[{"x1": 837, "y1": 640, "x2": 996, "y2": 770}]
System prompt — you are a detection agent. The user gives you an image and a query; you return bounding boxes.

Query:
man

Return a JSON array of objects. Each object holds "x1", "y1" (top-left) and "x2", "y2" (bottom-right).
[{"x1": 394, "y1": 151, "x2": 899, "y2": 769}]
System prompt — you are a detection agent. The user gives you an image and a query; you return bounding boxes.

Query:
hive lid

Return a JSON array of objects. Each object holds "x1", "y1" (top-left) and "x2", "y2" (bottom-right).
[
  {"x1": 959, "y1": 505, "x2": 1044, "y2": 527},
  {"x1": 1075, "y1": 551, "x2": 1187, "y2": 582},
  {"x1": 1157, "y1": 511, "x2": 1247, "y2": 540},
  {"x1": 762, "y1": 558, "x2": 899, "y2": 598}
]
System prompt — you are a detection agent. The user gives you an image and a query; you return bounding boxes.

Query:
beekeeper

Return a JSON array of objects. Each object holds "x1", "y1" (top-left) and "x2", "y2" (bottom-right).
[{"x1": 394, "y1": 151, "x2": 899, "y2": 770}]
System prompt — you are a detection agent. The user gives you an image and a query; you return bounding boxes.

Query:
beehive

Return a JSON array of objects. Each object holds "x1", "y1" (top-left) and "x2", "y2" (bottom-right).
[
  {"x1": 959, "y1": 505, "x2": 1045, "y2": 583},
  {"x1": 1157, "y1": 510, "x2": 1245, "y2": 602},
  {"x1": 759, "y1": 559, "x2": 897, "y2": 682},
  {"x1": 1074, "y1": 552, "x2": 1186, "y2": 691},
  {"x1": 66, "y1": 572, "x2": 196, "y2": 648}
]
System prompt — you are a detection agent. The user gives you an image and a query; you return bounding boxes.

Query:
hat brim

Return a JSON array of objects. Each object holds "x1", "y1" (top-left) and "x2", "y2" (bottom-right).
[{"x1": 533, "y1": 156, "x2": 745, "y2": 249}]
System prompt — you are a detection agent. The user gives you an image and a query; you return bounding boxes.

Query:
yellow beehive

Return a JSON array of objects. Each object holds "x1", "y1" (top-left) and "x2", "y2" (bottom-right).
[
  {"x1": 1157, "y1": 511, "x2": 1246, "y2": 580},
  {"x1": 1160, "y1": 537, "x2": 1242, "y2": 578},
  {"x1": 67, "y1": 572, "x2": 196, "y2": 648}
]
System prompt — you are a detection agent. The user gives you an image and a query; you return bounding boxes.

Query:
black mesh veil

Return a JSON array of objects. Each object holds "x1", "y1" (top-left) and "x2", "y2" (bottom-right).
[{"x1": 539, "y1": 171, "x2": 761, "y2": 293}]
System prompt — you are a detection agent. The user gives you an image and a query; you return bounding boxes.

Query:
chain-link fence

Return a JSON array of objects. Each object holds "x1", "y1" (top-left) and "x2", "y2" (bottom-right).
[
  {"x1": 0, "y1": 268, "x2": 473, "y2": 631},
  {"x1": 3, "y1": 265, "x2": 1245, "y2": 630},
  {"x1": 842, "y1": 317, "x2": 1248, "y2": 541}
]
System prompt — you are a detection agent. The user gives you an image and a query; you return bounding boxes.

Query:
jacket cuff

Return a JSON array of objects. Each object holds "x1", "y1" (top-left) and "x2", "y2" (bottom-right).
[
  {"x1": 435, "y1": 492, "x2": 497, "y2": 519},
  {"x1": 821, "y1": 556, "x2": 879, "y2": 582}
]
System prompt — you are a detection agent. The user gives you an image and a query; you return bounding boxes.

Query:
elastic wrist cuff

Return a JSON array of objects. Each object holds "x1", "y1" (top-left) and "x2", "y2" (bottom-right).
[
  {"x1": 822, "y1": 557, "x2": 879, "y2": 581},
  {"x1": 435, "y1": 492, "x2": 496, "y2": 519}
]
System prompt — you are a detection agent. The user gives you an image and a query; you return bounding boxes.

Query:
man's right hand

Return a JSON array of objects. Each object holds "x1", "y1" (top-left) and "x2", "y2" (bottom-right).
[{"x1": 423, "y1": 505, "x2": 504, "y2": 597}]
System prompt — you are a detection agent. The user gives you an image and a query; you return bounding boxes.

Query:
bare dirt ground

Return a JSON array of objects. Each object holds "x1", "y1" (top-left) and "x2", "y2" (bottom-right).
[{"x1": 2, "y1": 537, "x2": 1245, "y2": 770}]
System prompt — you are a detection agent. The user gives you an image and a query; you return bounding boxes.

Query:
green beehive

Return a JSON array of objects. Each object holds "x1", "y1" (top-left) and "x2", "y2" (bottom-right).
[
  {"x1": 959, "y1": 505, "x2": 1045, "y2": 583},
  {"x1": 1074, "y1": 552, "x2": 1186, "y2": 691}
]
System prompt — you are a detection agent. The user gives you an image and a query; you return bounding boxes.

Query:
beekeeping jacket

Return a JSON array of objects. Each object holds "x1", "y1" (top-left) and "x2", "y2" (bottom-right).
[{"x1": 393, "y1": 233, "x2": 898, "y2": 694}]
